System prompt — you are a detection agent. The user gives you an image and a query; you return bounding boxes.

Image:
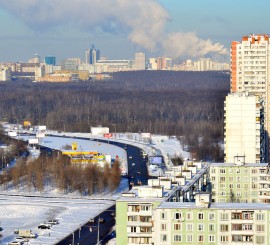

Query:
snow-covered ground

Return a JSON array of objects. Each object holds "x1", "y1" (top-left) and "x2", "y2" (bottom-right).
[
  {"x1": 0, "y1": 178, "x2": 128, "y2": 245},
  {"x1": 0, "y1": 195, "x2": 115, "y2": 245},
  {"x1": 0, "y1": 130, "x2": 190, "y2": 244}
]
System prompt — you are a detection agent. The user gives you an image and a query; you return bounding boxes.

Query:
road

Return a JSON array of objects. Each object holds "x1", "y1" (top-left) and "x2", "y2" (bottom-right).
[
  {"x1": 23, "y1": 134, "x2": 151, "y2": 244},
  {"x1": 56, "y1": 205, "x2": 115, "y2": 245}
]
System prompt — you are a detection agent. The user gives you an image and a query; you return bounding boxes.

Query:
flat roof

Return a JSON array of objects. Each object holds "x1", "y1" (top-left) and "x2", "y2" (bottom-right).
[{"x1": 210, "y1": 163, "x2": 268, "y2": 167}]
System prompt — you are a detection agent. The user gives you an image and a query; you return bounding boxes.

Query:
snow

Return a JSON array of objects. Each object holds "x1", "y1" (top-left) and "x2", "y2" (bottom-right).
[
  {"x1": 0, "y1": 129, "x2": 190, "y2": 244},
  {"x1": 0, "y1": 194, "x2": 115, "y2": 244},
  {"x1": 0, "y1": 177, "x2": 129, "y2": 245}
]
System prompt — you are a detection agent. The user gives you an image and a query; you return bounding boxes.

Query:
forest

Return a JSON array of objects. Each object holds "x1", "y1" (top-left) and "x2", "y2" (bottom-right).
[{"x1": 0, "y1": 70, "x2": 230, "y2": 161}]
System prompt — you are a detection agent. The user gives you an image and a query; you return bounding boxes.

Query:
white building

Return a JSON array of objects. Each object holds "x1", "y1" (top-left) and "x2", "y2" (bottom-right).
[
  {"x1": 224, "y1": 93, "x2": 265, "y2": 163},
  {"x1": 231, "y1": 34, "x2": 270, "y2": 160}
]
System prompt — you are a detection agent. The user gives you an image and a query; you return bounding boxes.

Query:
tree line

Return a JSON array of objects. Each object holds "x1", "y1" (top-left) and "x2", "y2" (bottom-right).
[
  {"x1": 0, "y1": 154, "x2": 121, "y2": 195},
  {"x1": 0, "y1": 71, "x2": 230, "y2": 161}
]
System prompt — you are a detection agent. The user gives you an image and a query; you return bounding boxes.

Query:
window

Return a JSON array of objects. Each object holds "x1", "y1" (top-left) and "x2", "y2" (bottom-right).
[
  {"x1": 209, "y1": 213, "x2": 215, "y2": 220},
  {"x1": 198, "y1": 224, "x2": 204, "y2": 231},
  {"x1": 141, "y1": 205, "x2": 150, "y2": 211},
  {"x1": 209, "y1": 235, "x2": 215, "y2": 242},
  {"x1": 174, "y1": 212, "x2": 182, "y2": 220},
  {"x1": 220, "y1": 169, "x2": 226, "y2": 174},
  {"x1": 161, "y1": 234, "x2": 167, "y2": 242},
  {"x1": 229, "y1": 184, "x2": 233, "y2": 189},
  {"x1": 211, "y1": 168, "x2": 216, "y2": 174},
  {"x1": 220, "y1": 213, "x2": 228, "y2": 221},
  {"x1": 229, "y1": 177, "x2": 233, "y2": 182},
  {"x1": 161, "y1": 212, "x2": 166, "y2": 220},
  {"x1": 186, "y1": 223, "x2": 193, "y2": 231},
  {"x1": 131, "y1": 227, "x2": 137, "y2": 232},
  {"x1": 161, "y1": 223, "x2": 167, "y2": 231},
  {"x1": 220, "y1": 177, "x2": 226, "y2": 182},
  {"x1": 209, "y1": 224, "x2": 215, "y2": 232},
  {"x1": 198, "y1": 235, "x2": 204, "y2": 242},
  {"x1": 198, "y1": 213, "x2": 204, "y2": 220},
  {"x1": 256, "y1": 213, "x2": 265, "y2": 221},
  {"x1": 220, "y1": 236, "x2": 229, "y2": 242},
  {"x1": 242, "y1": 212, "x2": 253, "y2": 220},
  {"x1": 256, "y1": 224, "x2": 265, "y2": 232},
  {"x1": 242, "y1": 224, "x2": 253, "y2": 231},
  {"x1": 187, "y1": 234, "x2": 193, "y2": 242},
  {"x1": 220, "y1": 224, "x2": 228, "y2": 232},
  {"x1": 220, "y1": 183, "x2": 226, "y2": 189},
  {"x1": 211, "y1": 176, "x2": 215, "y2": 181},
  {"x1": 256, "y1": 236, "x2": 265, "y2": 244},
  {"x1": 174, "y1": 235, "x2": 182, "y2": 242},
  {"x1": 174, "y1": 223, "x2": 181, "y2": 231},
  {"x1": 186, "y1": 212, "x2": 193, "y2": 220}
]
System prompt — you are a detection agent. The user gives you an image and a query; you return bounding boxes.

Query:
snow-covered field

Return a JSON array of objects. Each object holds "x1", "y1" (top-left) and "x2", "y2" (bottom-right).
[
  {"x1": 0, "y1": 177, "x2": 128, "y2": 245},
  {"x1": 0, "y1": 194, "x2": 115, "y2": 244}
]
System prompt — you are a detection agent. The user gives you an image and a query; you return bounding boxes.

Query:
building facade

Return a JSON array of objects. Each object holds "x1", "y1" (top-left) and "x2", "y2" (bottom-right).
[
  {"x1": 230, "y1": 34, "x2": 270, "y2": 160},
  {"x1": 209, "y1": 163, "x2": 269, "y2": 203},
  {"x1": 224, "y1": 93, "x2": 265, "y2": 163},
  {"x1": 135, "y1": 52, "x2": 146, "y2": 70}
]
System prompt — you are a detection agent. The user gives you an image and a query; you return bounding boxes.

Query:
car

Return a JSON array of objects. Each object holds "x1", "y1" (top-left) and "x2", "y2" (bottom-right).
[
  {"x1": 132, "y1": 163, "x2": 135, "y2": 166},
  {"x1": 98, "y1": 217, "x2": 105, "y2": 223},
  {"x1": 38, "y1": 224, "x2": 51, "y2": 229},
  {"x1": 8, "y1": 242, "x2": 22, "y2": 245},
  {"x1": 46, "y1": 219, "x2": 59, "y2": 225},
  {"x1": 15, "y1": 237, "x2": 25, "y2": 243},
  {"x1": 129, "y1": 156, "x2": 133, "y2": 159},
  {"x1": 89, "y1": 218, "x2": 96, "y2": 223},
  {"x1": 0, "y1": 227, "x2": 3, "y2": 231},
  {"x1": 110, "y1": 212, "x2": 115, "y2": 217}
]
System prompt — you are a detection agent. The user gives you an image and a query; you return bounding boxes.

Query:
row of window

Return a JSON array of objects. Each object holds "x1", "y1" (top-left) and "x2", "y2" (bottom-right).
[
  {"x1": 160, "y1": 212, "x2": 266, "y2": 221},
  {"x1": 161, "y1": 223, "x2": 265, "y2": 232},
  {"x1": 160, "y1": 234, "x2": 265, "y2": 243},
  {"x1": 211, "y1": 168, "x2": 264, "y2": 175}
]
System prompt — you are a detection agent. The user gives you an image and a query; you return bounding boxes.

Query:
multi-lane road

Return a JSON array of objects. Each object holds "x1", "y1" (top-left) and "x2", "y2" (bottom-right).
[{"x1": 38, "y1": 135, "x2": 150, "y2": 245}]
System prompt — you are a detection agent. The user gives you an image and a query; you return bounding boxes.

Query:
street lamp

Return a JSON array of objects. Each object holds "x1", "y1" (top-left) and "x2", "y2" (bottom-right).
[{"x1": 112, "y1": 124, "x2": 116, "y2": 139}]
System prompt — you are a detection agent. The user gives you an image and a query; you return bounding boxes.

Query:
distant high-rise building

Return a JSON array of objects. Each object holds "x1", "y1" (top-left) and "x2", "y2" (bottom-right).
[
  {"x1": 89, "y1": 45, "x2": 100, "y2": 64},
  {"x1": 231, "y1": 34, "x2": 270, "y2": 160},
  {"x1": 28, "y1": 54, "x2": 40, "y2": 64},
  {"x1": 149, "y1": 58, "x2": 157, "y2": 70},
  {"x1": 45, "y1": 56, "x2": 56, "y2": 66},
  {"x1": 85, "y1": 49, "x2": 90, "y2": 64},
  {"x1": 134, "y1": 52, "x2": 146, "y2": 70}
]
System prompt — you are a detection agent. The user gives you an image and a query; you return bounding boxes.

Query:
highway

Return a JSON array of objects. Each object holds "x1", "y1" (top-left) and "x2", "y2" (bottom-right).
[{"x1": 36, "y1": 135, "x2": 151, "y2": 244}]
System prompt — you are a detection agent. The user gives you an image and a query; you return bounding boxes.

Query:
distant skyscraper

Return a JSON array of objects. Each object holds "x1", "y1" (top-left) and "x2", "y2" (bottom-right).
[
  {"x1": 85, "y1": 49, "x2": 90, "y2": 64},
  {"x1": 89, "y1": 45, "x2": 100, "y2": 64},
  {"x1": 45, "y1": 56, "x2": 56, "y2": 66},
  {"x1": 135, "y1": 52, "x2": 146, "y2": 70}
]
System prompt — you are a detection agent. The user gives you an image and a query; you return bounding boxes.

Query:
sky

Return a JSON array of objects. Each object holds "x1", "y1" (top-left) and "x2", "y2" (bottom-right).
[{"x1": 0, "y1": 0, "x2": 269, "y2": 63}]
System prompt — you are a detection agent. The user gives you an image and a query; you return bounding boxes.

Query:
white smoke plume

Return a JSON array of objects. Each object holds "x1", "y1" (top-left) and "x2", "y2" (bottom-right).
[{"x1": 0, "y1": 0, "x2": 227, "y2": 58}]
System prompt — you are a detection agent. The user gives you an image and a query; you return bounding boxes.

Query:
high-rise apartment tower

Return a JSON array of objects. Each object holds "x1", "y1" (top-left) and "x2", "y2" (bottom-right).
[{"x1": 230, "y1": 34, "x2": 270, "y2": 161}]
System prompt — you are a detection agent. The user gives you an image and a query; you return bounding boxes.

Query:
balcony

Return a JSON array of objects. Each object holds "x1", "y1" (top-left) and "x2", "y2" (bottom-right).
[
  {"x1": 127, "y1": 221, "x2": 153, "y2": 227},
  {"x1": 127, "y1": 232, "x2": 153, "y2": 238}
]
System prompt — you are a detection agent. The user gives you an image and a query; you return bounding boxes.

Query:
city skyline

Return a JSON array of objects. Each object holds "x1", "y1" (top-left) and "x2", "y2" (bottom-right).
[{"x1": 0, "y1": 0, "x2": 268, "y2": 62}]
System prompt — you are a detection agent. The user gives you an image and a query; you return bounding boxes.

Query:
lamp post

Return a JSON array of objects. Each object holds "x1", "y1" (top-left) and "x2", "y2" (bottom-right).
[{"x1": 112, "y1": 124, "x2": 116, "y2": 139}]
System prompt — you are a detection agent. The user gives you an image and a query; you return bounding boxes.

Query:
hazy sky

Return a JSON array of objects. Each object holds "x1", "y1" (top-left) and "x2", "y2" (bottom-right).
[{"x1": 0, "y1": 0, "x2": 269, "y2": 63}]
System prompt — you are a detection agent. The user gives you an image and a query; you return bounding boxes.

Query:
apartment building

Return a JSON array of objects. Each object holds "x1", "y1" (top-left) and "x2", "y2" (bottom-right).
[
  {"x1": 230, "y1": 34, "x2": 270, "y2": 160},
  {"x1": 116, "y1": 186, "x2": 165, "y2": 245},
  {"x1": 224, "y1": 92, "x2": 266, "y2": 163},
  {"x1": 155, "y1": 195, "x2": 270, "y2": 245},
  {"x1": 209, "y1": 162, "x2": 269, "y2": 203}
]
